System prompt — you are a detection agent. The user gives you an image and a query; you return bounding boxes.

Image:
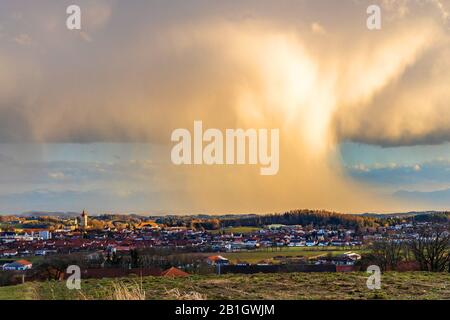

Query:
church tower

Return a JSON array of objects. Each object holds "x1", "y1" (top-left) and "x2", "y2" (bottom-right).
[{"x1": 80, "y1": 209, "x2": 89, "y2": 229}]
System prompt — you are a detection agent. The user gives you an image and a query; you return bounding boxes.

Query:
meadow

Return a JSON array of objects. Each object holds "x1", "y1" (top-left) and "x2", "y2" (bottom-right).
[
  {"x1": 196, "y1": 246, "x2": 365, "y2": 264},
  {"x1": 208, "y1": 226, "x2": 261, "y2": 235},
  {"x1": 0, "y1": 272, "x2": 448, "y2": 300}
]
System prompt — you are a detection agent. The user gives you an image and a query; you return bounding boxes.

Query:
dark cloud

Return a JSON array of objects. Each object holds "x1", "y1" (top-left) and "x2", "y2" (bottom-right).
[
  {"x1": 1, "y1": 0, "x2": 450, "y2": 213},
  {"x1": 0, "y1": 0, "x2": 447, "y2": 146}
]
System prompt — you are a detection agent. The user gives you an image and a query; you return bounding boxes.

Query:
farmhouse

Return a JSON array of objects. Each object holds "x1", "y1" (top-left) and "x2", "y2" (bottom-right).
[
  {"x1": 2, "y1": 259, "x2": 33, "y2": 271},
  {"x1": 206, "y1": 255, "x2": 230, "y2": 266}
]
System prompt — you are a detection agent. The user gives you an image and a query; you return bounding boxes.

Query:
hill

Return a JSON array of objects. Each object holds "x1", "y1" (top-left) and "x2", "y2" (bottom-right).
[{"x1": 0, "y1": 272, "x2": 448, "y2": 300}]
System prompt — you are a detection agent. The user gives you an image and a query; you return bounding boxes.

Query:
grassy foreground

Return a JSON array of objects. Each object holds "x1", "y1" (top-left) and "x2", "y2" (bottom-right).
[{"x1": 0, "y1": 272, "x2": 449, "y2": 300}]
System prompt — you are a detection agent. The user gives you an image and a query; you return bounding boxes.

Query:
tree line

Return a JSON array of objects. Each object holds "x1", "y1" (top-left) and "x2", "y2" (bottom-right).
[
  {"x1": 219, "y1": 210, "x2": 377, "y2": 229},
  {"x1": 361, "y1": 225, "x2": 450, "y2": 272}
]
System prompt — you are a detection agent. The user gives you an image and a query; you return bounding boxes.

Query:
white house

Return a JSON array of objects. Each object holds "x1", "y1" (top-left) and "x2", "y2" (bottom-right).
[
  {"x1": 1, "y1": 249, "x2": 18, "y2": 257},
  {"x1": 38, "y1": 231, "x2": 52, "y2": 240},
  {"x1": 206, "y1": 255, "x2": 230, "y2": 266}
]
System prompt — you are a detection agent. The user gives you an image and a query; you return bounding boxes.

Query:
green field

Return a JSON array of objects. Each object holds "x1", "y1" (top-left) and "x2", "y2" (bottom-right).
[
  {"x1": 208, "y1": 227, "x2": 261, "y2": 235},
  {"x1": 173, "y1": 247, "x2": 363, "y2": 264},
  {"x1": 219, "y1": 247, "x2": 363, "y2": 264},
  {"x1": 0, "y1": 272, "x2": 448, "y2": 300}
]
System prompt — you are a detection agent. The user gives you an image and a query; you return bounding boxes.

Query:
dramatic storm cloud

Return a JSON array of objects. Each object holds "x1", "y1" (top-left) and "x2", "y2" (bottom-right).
[{"x1": 1, "y1": 0, "x2": 450, "y2": 213}]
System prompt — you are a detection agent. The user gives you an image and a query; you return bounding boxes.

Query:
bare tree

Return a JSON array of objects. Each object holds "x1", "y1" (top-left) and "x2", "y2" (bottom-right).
[
  {"x1": 409, "y1": 227, "x2": 449, "y2": 272},
  {"x1": 370, "y1": 239, "x2": 406, "y2": 271}
]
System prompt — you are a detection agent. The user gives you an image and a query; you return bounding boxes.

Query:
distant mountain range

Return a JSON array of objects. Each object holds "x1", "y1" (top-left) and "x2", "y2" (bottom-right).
[
  {"x1": 19, "y1": 211, "x2": 81, "y2": 218},
  {"x1": 394, "y1": 188, "x2": 450, "y2": 206},
  {"x1": 357, "y1": 211, "x2": 444, "y2": 218},
  {"x1": 10, "y1": 210, "x2": 445, "y2": 219}
]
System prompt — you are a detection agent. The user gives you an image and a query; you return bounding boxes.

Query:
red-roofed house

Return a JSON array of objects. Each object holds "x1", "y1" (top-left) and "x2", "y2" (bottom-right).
[
  {"x1": 161, "y1": 267, "x2": 189, "y2": 277},
  {"x1": 2, "y1": 259, "x2": 33, "y2": 271}
]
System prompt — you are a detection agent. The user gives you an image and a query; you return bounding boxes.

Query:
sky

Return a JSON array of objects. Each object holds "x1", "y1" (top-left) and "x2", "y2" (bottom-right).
[{"x1": 1, "y1": 0, "x2": 450, "y2": 214}]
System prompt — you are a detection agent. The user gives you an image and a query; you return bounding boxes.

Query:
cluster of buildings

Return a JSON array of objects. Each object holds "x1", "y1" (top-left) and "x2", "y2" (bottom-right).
[
  {"x1": 0, "y1": 220, "x2": 364, "y2": 260},
  {"x1": 1, "y1": 211, "x2": 446, "y2": 272}
]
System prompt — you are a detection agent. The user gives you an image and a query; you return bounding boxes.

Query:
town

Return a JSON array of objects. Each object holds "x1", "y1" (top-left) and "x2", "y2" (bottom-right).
[{"x1": 1, "y1": 209, "x2": 448, "y2": 286}]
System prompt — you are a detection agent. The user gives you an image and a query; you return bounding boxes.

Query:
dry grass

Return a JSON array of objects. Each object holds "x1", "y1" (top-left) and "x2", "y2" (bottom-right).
[
  {"x1": 29, "y1": 283, "x2": 42, "y2": 300},
  {"x1": 3, "y1": 272, "x2": 449, "y2": 300},
  {"x1": 164, "y1": 288, "x2": 207, "y2": 300},
  {"x1": 109, "y1": 280, "x2": 146, "y2": 300}
]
